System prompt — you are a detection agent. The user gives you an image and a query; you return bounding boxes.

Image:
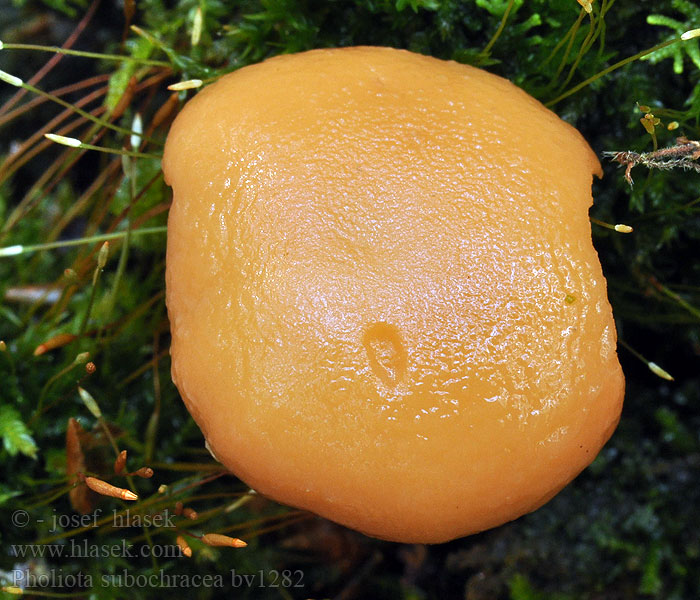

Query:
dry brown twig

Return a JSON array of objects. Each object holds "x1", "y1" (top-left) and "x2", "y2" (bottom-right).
[{"x1": 604, "y1": 136, "x2": 700, "y2": 186}]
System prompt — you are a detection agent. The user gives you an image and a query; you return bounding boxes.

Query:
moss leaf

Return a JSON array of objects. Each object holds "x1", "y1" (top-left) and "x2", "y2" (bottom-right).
[{"x1": 0, "y1": 405, "x2": 38, "y2": 459}]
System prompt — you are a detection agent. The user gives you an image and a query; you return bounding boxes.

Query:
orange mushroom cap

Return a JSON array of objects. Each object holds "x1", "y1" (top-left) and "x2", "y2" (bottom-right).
[{"x1": 163, "y1": 47, "x2": 625, "y2": 543}]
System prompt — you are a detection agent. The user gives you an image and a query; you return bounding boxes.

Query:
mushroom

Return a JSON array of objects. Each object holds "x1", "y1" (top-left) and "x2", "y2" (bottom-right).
[{"x1": 163, "y1": 47, "x2": 624, "y2": 544}]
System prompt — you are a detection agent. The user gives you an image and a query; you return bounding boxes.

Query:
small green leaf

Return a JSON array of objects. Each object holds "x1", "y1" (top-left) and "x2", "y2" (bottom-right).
[
  {"x1": 476, "y1": 0, "x2": 523, "y2": 18},
  {"x1": 643, "y1": 1, "x2": 700, "y2": 74},
  {"x1": 0, "y1": 486, "x2": 21, "y2": 506},
  {"x1": 395, "y1": 0, "x2": 440, "y2": 12},
  {"x1": 639, "y1": 543, "x2": 664, "y2": 595},
  {"x1": 509, "y1": 573, "x2": 545, "y2": 600},
  {"x1": 0, "y1": 405, "x2": 38, "y2": 459},
  {"x1": 39, "y1": 0, "x2": 86, "y2": 18},
  {"x1": 105, "y1": 37, "x2": 154, "y2": 111}
]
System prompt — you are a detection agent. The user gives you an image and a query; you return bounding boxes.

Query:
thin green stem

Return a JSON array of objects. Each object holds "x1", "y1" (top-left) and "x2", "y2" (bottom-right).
[
  {"x1": 77, "y1": 141, "x2": 161, "y2": 160},
  {"x1": 546, "y1": 37, "x2": 681, "y2": 107},
  {"x1": 653, "y1": 281, "x2": 700, "y2": 321},
  {"x1": 0, "y1": 226, "x2": 167, "y2": 258},
  {"x1": 541, "y1": 13, "x2": 580, "y2": 68},
  {"x1": 640, "y1": 195, "x2": 700, "y2": 219},
  {"x1": 145, "y1": 326, "x2": 162, "y2": 465},
  {"x1": 596, "y1": 0, "x2": 615, "y2": 58},
  {"x1": 618, "y1": 338, "x2": 651, "y2": 363},
  {"x1": 225, "y1": 491, "x2": 255, "y2": 513},
  {"x1": 100, "y1": 170, "x2": 134, "y2": 345},
  {"x1": 590, "y1": 217, "x2": 617, "y2": 231},
  {"x1": 1, "y1": 116, "x2": 114, "y2": 237},
  {"x1": 78, "y1": 266, "x2": 102, "y2": 339},
  {"x1": 557, "y1": 8, "x2": 597, "y2": 93},
  {"x1": 34, "y1": 360, "x2": 83, "y2": 422},
  {"x1": 481, "y1": 0, "x2": 515, "y2": 56},
  {"x1": 618, "y1": 339, "x2": 674, "y2": 381},
  {"x1": 77, "y1": 241, "x2": 111, "y2": 343},
  {"x1": 1, "y1": 342, "x2": 17, "y2": 376},
  {"x1": 0, "y1": 43, "x2": 170, "y2": 67},
  {"x1": 551, "y1": 9, "x2": 585, "y2": 87},
  {"x1": 45, "y1": 135, "x2": 161, "y2": 159},
  {"x1": 17, "y1": 80, "x2": 163, "y2": 145},
  {"x1": 24, "y1": 483, "x2": 76, "y2": 511},
  {"x1": 95, "y1": 409, "x2": 160, "y2": 571},
  {"x1": 2, "y1": 587, "x2": 86, "y2": 598}
]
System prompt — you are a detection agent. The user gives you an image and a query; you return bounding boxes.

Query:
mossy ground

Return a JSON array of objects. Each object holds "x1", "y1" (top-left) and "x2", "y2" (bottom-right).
[{"x1": 1, "y1": 1, "x2": 699, "y2": 598}]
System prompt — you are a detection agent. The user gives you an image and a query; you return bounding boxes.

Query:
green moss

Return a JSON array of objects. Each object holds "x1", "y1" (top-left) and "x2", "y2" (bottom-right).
[{"x1": 1, "y1": 1, "x2": 699, "y2": 598}]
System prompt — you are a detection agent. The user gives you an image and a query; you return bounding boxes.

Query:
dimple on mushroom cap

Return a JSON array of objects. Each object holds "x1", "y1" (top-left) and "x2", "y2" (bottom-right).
[{"x1": 163, "y1": 46, "x2": 624, "y2": 544}]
